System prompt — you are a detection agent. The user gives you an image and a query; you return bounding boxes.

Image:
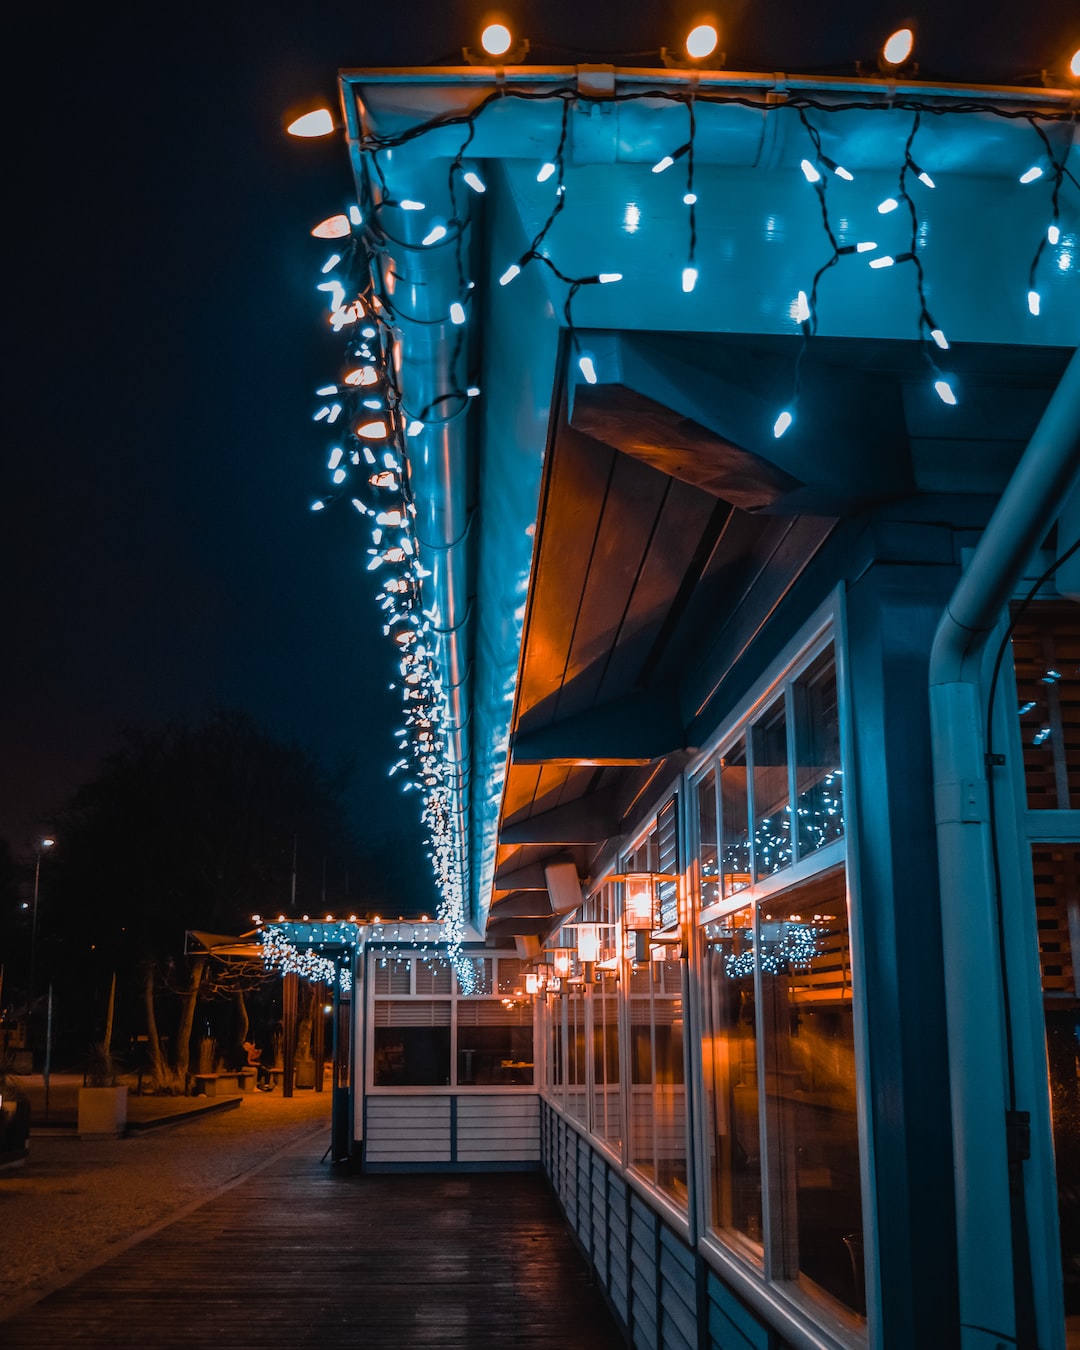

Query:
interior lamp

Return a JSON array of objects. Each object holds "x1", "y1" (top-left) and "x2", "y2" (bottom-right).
[{"x1": 552, "y1": 949, "x2": 572, "y2": 980}]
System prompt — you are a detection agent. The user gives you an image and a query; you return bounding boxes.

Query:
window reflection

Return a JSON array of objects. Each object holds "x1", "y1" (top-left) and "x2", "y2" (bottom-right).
[{"x1": 752, "y1": 700, "x2": 792, "y2": 880}]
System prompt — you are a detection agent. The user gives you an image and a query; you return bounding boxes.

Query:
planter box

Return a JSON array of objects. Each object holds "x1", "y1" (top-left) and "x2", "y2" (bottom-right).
[{"x1": 78, "y1": 1085, "x2": 128, "y2": 1138}]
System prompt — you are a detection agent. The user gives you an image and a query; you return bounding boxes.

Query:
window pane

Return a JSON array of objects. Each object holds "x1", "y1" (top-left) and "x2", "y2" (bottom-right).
[
  {"x1": 703, "y1": 906, "x2": 763, "y2": 1255},
  {"x1": 457, "y1": 1020, "x2": 534, "y2": 1085},
  {"x1": 1030, "y1": 843, "x2": 1080, "y2": 1335},
  {"x1": 759, "y1": 871, "x2": 864, "y2": 1320},
  {"x1": 699, "y1": 768, "x2": 721, "y2": 908},
  {"x1": 752, "y1": 701, "x2": 792, "y2": 881},
  {"x1": 373, "y1": 1000, "x2": 451, "y2": 1087},
  {"x1": 722, "y1": 738, "x2": 751, "y2": 897},
  {"x1": 566, "y1": 989, "x2": 588, "y2": 1125},
  {"x1": 1012, "y1": 601, "x2": 1080, "y2": 810},
  {"x1": 592, "y1": 981, "x2": 622, "y2": 1149},
  {"x1": 628, "y1": 958, "x2": 687, "y2": 1206},
  {"x1": 793, "y1": 646, "x2": 844, "y2": 856}
]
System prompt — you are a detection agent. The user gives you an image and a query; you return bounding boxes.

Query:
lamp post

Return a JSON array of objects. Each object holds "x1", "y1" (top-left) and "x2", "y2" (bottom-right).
[{"x1": 28, "y1": 836, "x2": 55, "y2": 1004}]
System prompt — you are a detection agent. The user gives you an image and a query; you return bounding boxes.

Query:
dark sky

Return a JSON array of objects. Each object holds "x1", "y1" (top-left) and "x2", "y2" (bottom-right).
[{"x1": 3, "y1": 3, "x2": 1074, "y2": 875}]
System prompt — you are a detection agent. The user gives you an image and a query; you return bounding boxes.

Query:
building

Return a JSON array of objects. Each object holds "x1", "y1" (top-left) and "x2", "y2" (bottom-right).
[{"x1": 284, "y1": 32, "x2": 1080, "y2": 1350}]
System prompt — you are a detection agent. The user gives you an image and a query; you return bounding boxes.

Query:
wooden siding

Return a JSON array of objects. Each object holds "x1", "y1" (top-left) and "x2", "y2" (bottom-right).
[
  {"x1": 541, "y1": 1098, "x2": 776, "y2": 1350},
  {"x1": 365, "y1": 1094, "x2": 540, "y2": 1168},
  {"x1": 1, "y1": 1149, "x2": 621, "y2": 1349}
]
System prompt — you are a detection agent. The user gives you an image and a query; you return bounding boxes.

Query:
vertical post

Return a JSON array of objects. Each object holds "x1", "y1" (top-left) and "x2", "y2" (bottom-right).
[
  {"x1": 282, "y1": 971, "x2": 298, "y2": 1099},
  {"x1": 313, "y1": 979, "x2": 326, "y2": 1093},
  {"x1": 43, "y1": 983, "x2": 53, "y2": 1123}
]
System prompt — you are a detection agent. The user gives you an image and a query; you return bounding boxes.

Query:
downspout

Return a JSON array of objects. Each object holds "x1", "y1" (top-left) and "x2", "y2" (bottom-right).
[{"x1": 929, "y1": 347, "x2": 1080, "y2": 1350}]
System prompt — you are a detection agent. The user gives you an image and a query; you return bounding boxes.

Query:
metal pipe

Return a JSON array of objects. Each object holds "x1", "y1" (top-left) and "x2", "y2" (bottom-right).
[{"x1": 930, "y1": 347, "x2": 1080, "y2": 1350}]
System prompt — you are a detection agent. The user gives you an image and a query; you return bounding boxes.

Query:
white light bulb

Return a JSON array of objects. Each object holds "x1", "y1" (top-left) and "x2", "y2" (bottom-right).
[
  {"x1": 313, "y1": 406, "x2": 330, "y2": 422},
  {"x1": 326, "y1": 403, "x2": 342, "y2": 424},
  {"x1": 773, "y1": 410, "x2": 793, "y2": 438},
  {"x1": 332, "y1": 468, "x2": 346, "y2": 485},
  {"x1": 683, "y1": 191, "x2": 698, "y2": 205},
  {"x1": 399, "y1": 199, "x2": 426, "y2": 211},
  {"x1": 315, "y1": 384, "x2": 338, "y2": 396},
  {"x1": 1048, "y1": 223, "x2": 1061, "y2": 245},
  {"x1": 499, "y1": 263, "x2": 521, "y2": 286},
  {"x1": 686, "y1": 23, "x2": 719, "y2": 59},
  {"x1": 287, "y1": 108, "x2": 334, "y2": 138},
  {"x1": 869, "y1": 255, "x2": 895, "y2": 269},
  {"x1": 356, "y1": 420, "x2": 388, "y2": 439},
  {"x1": 794, "y1": 290, "x2": 811, "y2": 323},
  {"x1": 917, "y1": 171, "x2": 935, "y2": 189},
  {"x1": 578, "y1": 354, "x2": 598, "y2": 384},
  {"x1": 799, "y1": 159, "x2": 822, "y2": 184},
  {"x1": 349, "y1": 205, "x2": 363, "y2": 226},
  {"x1": 321, "y1": 253, "x2": 342, "y2": 274},
  {"x1": 467, "y1": 385, "x2": 481, "y2": 397},
  {"x1": 328, "y1": 447, "x2": 344, "y2": 470},
  {"x1": 856, "y1": 241, "x2": 877, "y2": 253},
  {"x1": 537, "y1": 162, "x2": 557, "y2": 183},
  {"x1": 463, "y1": 171, "x2": 486, "y2": 194},
  {"x1": 682, "y1": 265, "x2": 698, "y2": 293},
  {"x1": 318, "y1": 279, "x2": 346, "y2": 310},
  {"x1": 882, "y1": 27, "x2": 914, "y2": 66},
  {"x1": 1019, "y1": 167, "x2": 1043, "y2": 184},
  {"x1": 833, "y1": 165, "x2": 854, "y2": 182},
  {"x1": 422, "y1": 224, "x2": 448, "y2": 246},
  {"x1": 652, "y1": 155, "x2": 675, "y2": 174},
  {"x1": 310, "y1": 500, "x2": 326, "y2": 511},
  {"x1": 449, "y1": 301, "x2": 466, "y2": 325},
  {"x1": 598, "y1": 272, "x2": 623, "y2": 283},
  {"x1": 481, "y1": 22, "x2": 512, "y2": 57},
  {"x1": 344, "y1": 363, "x2": 377, "y2": 386},
  {"x1": 1027, "y1": 289, "x2": 1041, "y2": 316},
  {"x1": 930, "y1": 328, "x2": 949, "y2": 350},
  {"x1": 934, "y1": 379, "x2": 957, "y2": 406},
  {"x1": 878, "y1": 197, "x2": 899, "y2": 214},
  {"x1": 362, "y1": 447, "x2": 377, "y2": 465},
  {"x1": 407, "y1": 420, "x2": 424, "y2": 436}
]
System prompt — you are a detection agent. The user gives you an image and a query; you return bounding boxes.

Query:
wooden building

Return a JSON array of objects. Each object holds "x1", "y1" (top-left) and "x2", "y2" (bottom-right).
[{"x1": 285, "y1": 37, "x2": 1080, "y2": 1350}]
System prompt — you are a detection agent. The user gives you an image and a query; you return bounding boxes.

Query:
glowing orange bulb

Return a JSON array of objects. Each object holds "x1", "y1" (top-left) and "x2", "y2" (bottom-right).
[
  {"x1": 686, "y1": 23, "x2": 719, "y2": 60},
  {"x1": 481, "y1": 22, "x2": 512, "y2": 56},
  {"x1": 1071, "y1": 47, "x2": 1080, "y2": 79},
  {"x1": 882, "y1": 27, "x2": 914, "y2": 66},
  {"x1": 311, "y1": 214, "x2": 350, "y2": 240}
]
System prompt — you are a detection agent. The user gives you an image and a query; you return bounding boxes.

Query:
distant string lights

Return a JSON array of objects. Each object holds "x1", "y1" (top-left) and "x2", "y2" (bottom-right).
[{"x1": 289, "y1": 27, "x2": 1077, "y2": 980}]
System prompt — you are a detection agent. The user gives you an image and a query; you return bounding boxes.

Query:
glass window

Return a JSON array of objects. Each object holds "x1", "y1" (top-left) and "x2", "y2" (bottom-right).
[
  {"x1": 456, "y1": 958, "x2": 492, "y2": 994},
  {"x1": 793, "y1": 647, "x2": 844, "y2": 856},
  {"x1": 722, "y1": 738, "x2": 751, "y2": 896},
  {"x1": 592, "y1": 979, "x2": 622, "y2": 1149},
  {"x1": 628, "y1": 955, "x2": 687, "y2": 1205},
  {"x1": 703, "y1": 905, "x2": 762, "y2": 1254},
  {"x1": 372, "y1": 1000, "x2": 451, "y2": 1086},
  {"x1": 752, "y1": 699, "x2": 792, "y2": 880},
  {"x1": 566, "y1": 988, "x2": 588, "y2": 1125},
  {"x1": 760, "y1": 870, "x2": 864, "y2": 1319},
  {"x1": 699, "y1": 767, "x2": 721, "y2": 908},
  {"x1": 1011, "y1": 602, "x2": 1080, "y2": 810},
  {"x1": 456, "y1": 1000, "x2": 533, "y2": 1085}
]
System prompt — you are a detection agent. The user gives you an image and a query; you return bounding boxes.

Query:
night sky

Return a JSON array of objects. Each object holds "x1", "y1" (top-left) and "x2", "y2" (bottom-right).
[{"x1": 4, "y1": 3, "x2": 1074, "y2": 882}]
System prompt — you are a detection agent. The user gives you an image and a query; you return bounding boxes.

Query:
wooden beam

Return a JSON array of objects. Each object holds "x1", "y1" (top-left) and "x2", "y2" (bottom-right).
[
  {"x1": 499, "y1": 789, "x2": 621, "y2": 846},
  {"x1": 513, "y1": 687, "x2": 684, "y2": 764}
]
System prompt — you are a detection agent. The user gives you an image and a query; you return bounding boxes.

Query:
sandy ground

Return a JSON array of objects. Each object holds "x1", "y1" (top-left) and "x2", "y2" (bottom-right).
[{"x1": 0, "y1": 1076, "x2": 332, "y2": 1318}]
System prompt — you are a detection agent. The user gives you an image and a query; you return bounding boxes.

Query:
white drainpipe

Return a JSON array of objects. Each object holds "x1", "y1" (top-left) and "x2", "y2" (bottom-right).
[{"x1": 930, "y1": 347, "x2": 1080, "y2": 1349}]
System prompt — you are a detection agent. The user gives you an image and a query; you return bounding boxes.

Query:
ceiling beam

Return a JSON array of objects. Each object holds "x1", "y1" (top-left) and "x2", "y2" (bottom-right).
[
  {"x1": 499, "y1": 788, "x2": 622, "y2": 846},
  {"x1": 513, "y1": 687, "x2": 684, "y2": 765}
]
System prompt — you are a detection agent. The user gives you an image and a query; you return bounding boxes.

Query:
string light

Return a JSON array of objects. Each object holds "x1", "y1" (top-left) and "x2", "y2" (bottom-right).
[{"x1": 295, "y1": 67, "x2": 1075, "y2": 991}]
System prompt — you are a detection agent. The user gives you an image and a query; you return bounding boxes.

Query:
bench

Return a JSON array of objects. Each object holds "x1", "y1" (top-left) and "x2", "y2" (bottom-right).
[{"x1": 192, "y1": 1070, "x2": 256, "y2": 1097}]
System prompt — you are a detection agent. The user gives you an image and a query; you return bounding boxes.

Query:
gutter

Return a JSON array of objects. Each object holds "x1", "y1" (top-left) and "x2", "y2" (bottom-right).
[{"x1": 929, "y1": 346, "x2": 1080, "y2": 1349}]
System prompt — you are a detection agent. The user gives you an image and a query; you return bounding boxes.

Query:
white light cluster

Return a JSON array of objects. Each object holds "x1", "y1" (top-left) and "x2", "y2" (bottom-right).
[{"x1": 260, "y1": 925, "x2": 353, "y2": 991}]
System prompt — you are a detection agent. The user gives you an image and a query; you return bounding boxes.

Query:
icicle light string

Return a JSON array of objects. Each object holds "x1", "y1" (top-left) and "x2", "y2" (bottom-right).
[
  {"x1": 306, "y1": 80, "x2": 1075, "y2": 985},
  {"x1": 1022, "y1": 117, "x2": 1077, "y2": 318}
]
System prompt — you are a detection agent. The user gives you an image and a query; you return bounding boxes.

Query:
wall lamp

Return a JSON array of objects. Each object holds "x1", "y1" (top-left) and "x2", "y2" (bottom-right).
[
  {"x1": 662, "y1": 22, "x2": 723, "y2": 69},
  {"x1": 464, "y1": 22, "x2": 530, "y2": 65}
]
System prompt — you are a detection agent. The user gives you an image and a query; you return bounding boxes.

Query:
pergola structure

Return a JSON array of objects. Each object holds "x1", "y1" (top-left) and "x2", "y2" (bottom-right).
[{"x1": 294, "y1": 40, "x2": 1079, "y2": 1350}]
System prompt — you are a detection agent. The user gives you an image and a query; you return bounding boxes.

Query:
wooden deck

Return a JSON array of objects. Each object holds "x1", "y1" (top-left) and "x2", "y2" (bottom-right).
[{"x1": 2, "y1": 1148, "x2": 624, "y2": 1348}]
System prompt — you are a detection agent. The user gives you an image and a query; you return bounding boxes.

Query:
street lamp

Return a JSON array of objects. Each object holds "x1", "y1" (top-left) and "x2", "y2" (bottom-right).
[{"x1": 29, "y1": 836, "x2": 55, "y2": 1003}]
